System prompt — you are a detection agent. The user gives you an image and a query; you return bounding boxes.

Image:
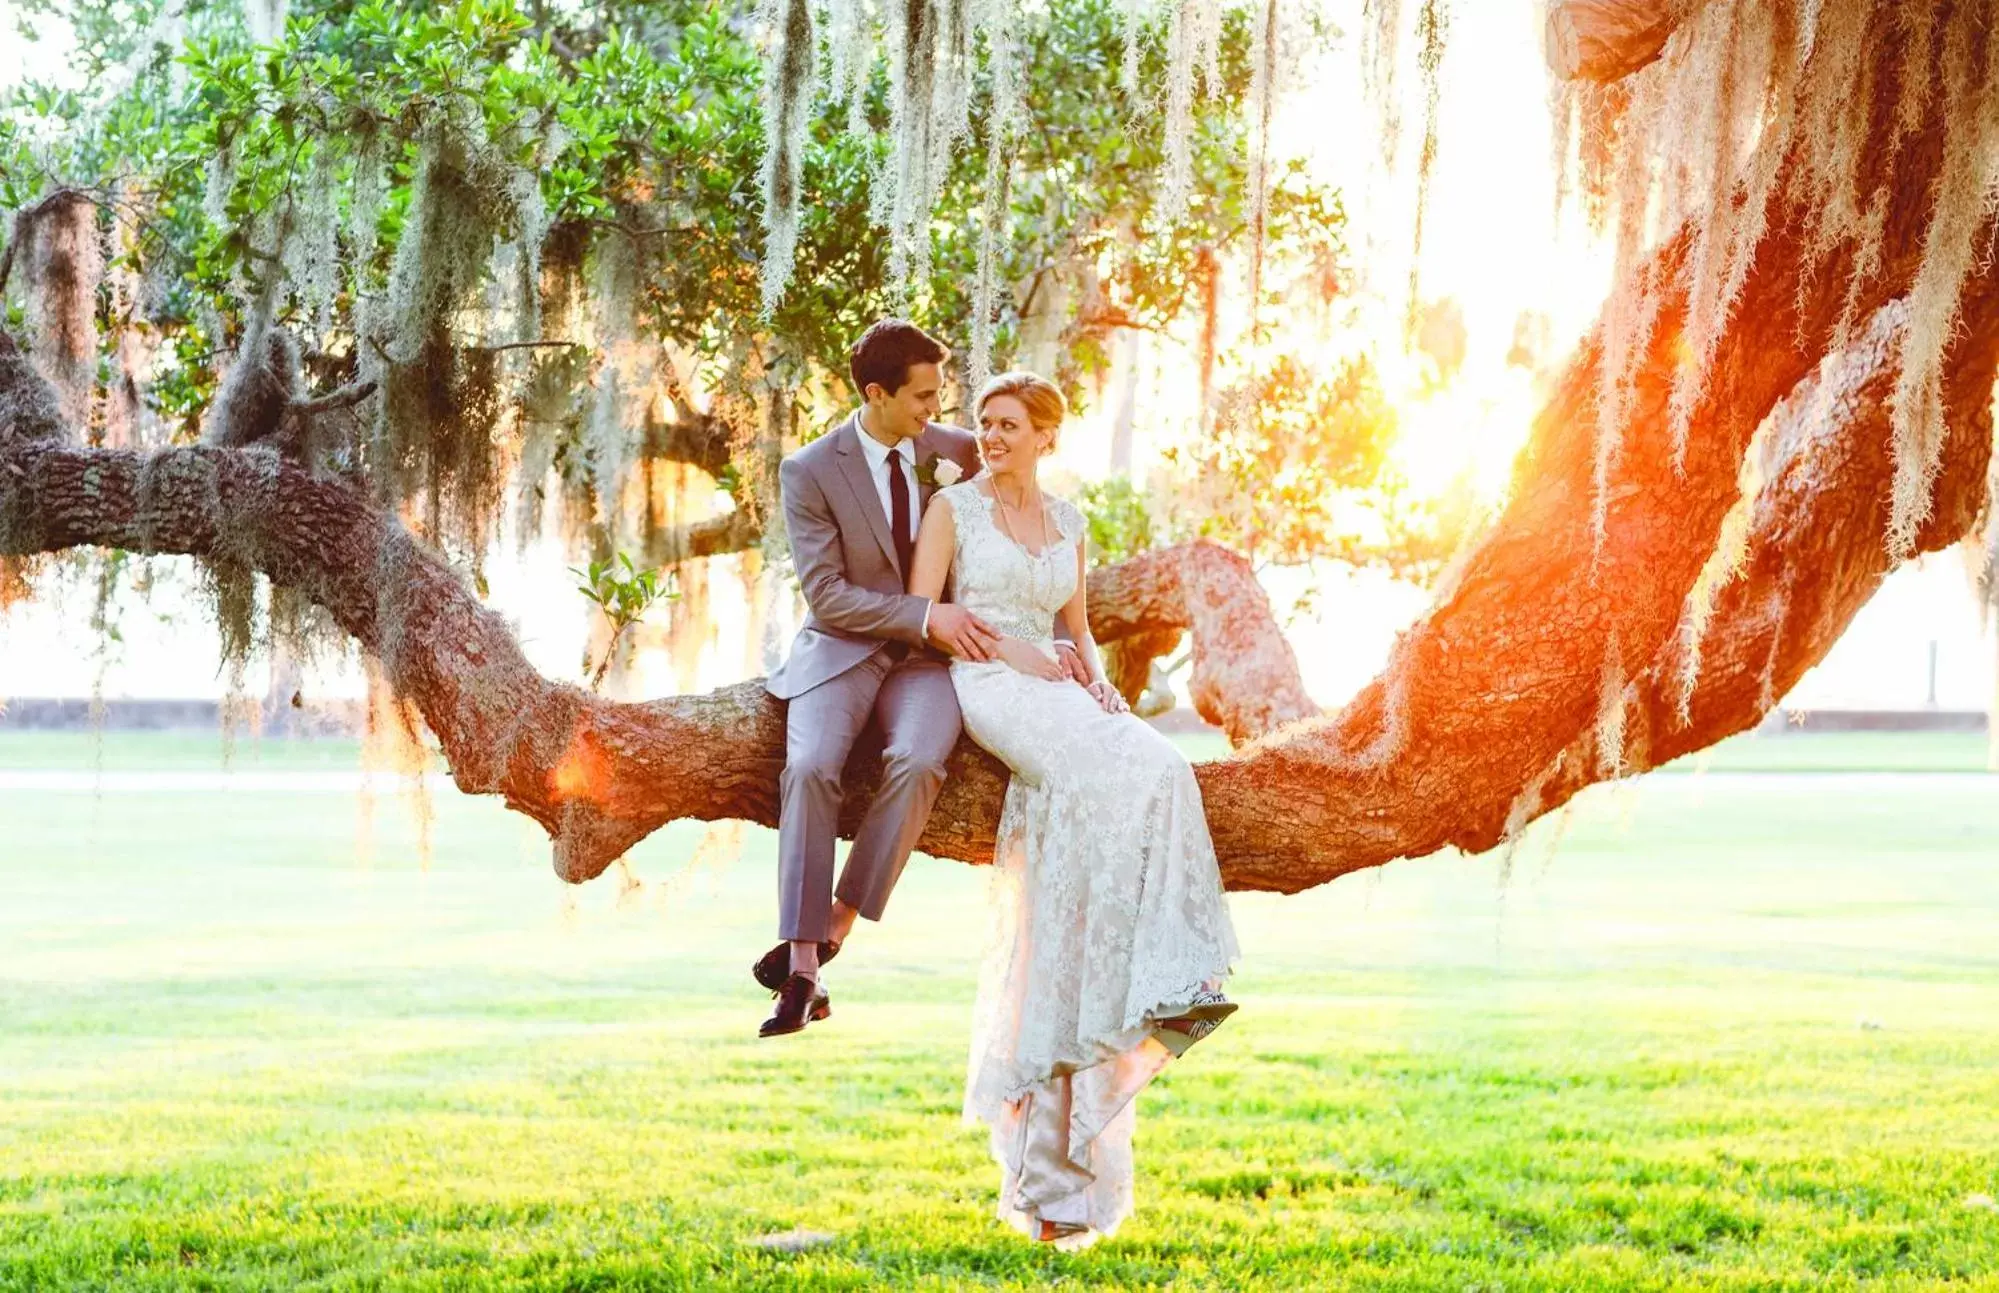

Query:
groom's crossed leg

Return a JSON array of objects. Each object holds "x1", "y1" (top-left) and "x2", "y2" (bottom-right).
[{"x1": 778, "y1": 651, "x2": 960, "y2": 961}]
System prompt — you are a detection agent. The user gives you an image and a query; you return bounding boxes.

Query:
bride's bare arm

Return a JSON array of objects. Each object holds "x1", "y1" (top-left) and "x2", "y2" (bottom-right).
[
  {"x1": 909, "y1": 497, "x2": 1001, "y2": 661},
  {"x1": 907, "y1": 498, "x2": 955, "y2": 604},
  {"x1": 1059, "y1": 544, "x2": 1128, "y2": 713}
]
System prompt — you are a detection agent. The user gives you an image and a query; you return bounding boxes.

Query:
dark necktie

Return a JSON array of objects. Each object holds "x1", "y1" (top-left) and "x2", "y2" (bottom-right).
[{"x1": 887, "y1": 449, "x2": 915, "y2": 576}]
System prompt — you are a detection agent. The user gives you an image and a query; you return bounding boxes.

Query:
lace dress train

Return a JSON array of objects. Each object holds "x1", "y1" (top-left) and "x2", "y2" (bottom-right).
[{"x1": 939, "y1": 483, "x2": 1239, "y2": 1248}]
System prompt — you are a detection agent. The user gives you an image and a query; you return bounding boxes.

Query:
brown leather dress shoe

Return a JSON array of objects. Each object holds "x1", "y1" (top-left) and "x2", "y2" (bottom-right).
[
  {"x1": 752, "y1": 938, "x2": 841, "y2": 993},
  {"x1": 759, "y1": 974, "x2": 831, "y2": 1038}
]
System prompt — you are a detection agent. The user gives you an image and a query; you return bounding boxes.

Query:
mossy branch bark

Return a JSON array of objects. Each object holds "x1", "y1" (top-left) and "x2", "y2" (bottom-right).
[{"x1": 1536, "y1": 292, "x2": 1999, "y2": 809}]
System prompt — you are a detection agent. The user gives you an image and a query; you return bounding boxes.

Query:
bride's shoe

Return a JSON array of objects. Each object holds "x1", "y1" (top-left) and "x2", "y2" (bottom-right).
[{"x1": 1154, "y1": 989, "x2": 1238, "y2": 1058}]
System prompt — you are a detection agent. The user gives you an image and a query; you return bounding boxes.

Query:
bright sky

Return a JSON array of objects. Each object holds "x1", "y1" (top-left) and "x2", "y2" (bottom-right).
[
  {"x1": 0, "y1": 1, "x2": 1992, "y2": 714},
  {"x1": 0, "y1": 5, "x2": 76, "y2": 88}
]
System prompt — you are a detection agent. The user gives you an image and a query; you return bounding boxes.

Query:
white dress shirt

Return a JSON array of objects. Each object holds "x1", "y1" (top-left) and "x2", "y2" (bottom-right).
[
  {"x1": 854, "y1": 416, "x2": 931, "y2": 638},
  {"x1": 854, "y1": 420, "x2": 924, "y2": 549}
]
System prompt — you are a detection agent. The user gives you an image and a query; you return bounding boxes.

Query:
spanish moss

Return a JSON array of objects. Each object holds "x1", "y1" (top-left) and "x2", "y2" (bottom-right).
[
  {"x1": 1406, "y1": 0, "x2": 1449, "y2": 333},
  {"x1": 1243, "y1": 0, "x2": 1281, "y2": 329},
  {"x1": 245, "y1": 0, "x2": 289, "y2": 45},
  {"x1": 1568, "y1": 0, "x2": 1999, "y2": 566},
  {"x1": 1674, "y1": 413, "x2": 1768, "y2": 727},
  {"x1": 1361, "y1": 0, "x2": 1405, "y2": 172},
  {"x1": 1159, "y1": 0, "x2": 1224, "y2": 224},
  {"x1": 1887, "y1": 0, "x2": 1999, "y2": 557},
  {"x1": 758, "y1": 0, "x2": 818, "y2": 312},
  {"x1": 825, "y1": 0, "x2": 877, "y2": 136},
  {"x1": 969, "y1": 0, "x2": 1025, "y2": 391}
]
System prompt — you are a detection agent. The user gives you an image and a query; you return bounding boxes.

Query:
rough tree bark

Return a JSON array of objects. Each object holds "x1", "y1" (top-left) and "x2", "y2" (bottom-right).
[
  {"x1": 1534, "y1": 294, "x2": 1999, "y2": 811},
  {"x1": 1086, "y1": 541, "x2": 1317, "y2": 744},
  {"x1": 1545, "y1": 0, "x2": 1687, "y2": 83},
  {"x1": 1165, "y1": 76, "x2": 1975, "y2": 890}
]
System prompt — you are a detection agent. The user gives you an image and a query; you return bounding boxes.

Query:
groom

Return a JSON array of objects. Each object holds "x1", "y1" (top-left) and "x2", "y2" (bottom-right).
[{"x1": 754, "y1": 320, "x2": 1004, "y2": 1037}]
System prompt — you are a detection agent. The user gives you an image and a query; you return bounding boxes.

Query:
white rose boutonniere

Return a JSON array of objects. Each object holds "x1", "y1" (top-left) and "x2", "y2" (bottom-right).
[{"x1": 922, "y1": 457, "x2": 964, "y2": 488}]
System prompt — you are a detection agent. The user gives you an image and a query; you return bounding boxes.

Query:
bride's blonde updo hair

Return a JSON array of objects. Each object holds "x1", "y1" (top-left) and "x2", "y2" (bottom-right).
[{"x1": 975, "y1": 371, "x2": 1067, "y2": 453}]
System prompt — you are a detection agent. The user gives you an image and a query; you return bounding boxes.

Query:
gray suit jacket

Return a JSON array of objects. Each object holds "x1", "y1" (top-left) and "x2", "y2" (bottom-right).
[{"x1": 766, "y1": 413, "x2": 983, "y2": 700}]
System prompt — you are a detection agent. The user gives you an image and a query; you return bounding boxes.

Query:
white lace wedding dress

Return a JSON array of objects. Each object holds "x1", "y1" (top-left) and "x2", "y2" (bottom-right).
[{"x1": 937, "y1": 481, "x2": 1240, "y2": 1249}]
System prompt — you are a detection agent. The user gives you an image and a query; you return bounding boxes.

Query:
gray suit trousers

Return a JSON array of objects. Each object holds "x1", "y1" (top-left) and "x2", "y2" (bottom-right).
[{"x1": 777, "y1": 649, "x2": 962, "y2": 942}]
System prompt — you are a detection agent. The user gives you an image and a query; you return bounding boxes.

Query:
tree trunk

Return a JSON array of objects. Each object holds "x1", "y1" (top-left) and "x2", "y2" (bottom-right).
[{"x1": 1182, "y1": 74, "x2": 1978, "y2": 890}]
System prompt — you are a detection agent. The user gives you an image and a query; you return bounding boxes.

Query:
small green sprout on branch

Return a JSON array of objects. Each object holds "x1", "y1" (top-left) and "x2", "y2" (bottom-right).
[{"x1": 572, "y1": 553, "x2": 678, "y2": 691}]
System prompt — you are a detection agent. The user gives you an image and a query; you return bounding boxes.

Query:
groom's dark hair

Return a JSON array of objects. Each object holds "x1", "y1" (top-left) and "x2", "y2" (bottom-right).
[{"x1": 850, "y1": 319, "x2": 949, "y2": 398}]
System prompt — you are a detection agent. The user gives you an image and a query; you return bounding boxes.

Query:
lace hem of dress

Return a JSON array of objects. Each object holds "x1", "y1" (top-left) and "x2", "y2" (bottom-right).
[{"x1": 965, "y1": 953, "x2": 1236, "y2": 1121}]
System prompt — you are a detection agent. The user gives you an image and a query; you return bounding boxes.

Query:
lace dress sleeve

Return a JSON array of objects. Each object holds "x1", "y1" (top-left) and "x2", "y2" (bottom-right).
[
  {"x1": 940, "y1": 481, "x2": 976, "y2": 545},
  {"x1": 1051, "y1": 495, "x2": 1088, "y2": 550}
]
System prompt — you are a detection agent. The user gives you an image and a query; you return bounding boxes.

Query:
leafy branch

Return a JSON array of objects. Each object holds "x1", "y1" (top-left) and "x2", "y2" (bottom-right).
[{"x1": 571, "y1": 552, "x2": 677, "y2": 690}]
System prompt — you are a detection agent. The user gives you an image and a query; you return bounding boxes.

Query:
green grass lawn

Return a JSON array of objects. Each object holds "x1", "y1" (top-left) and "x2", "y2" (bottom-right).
[{"x1": 3, "y1": 733, "x2": 1998, "y2": 1289}]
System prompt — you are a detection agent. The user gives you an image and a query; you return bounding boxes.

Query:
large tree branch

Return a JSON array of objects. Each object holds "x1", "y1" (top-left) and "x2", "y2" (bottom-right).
[
  {"x1": 1533, "y1": 298, "x2": 1999, "y2": 811},
  {"x1": 6, "y1": 293, "x2": 1987, "y2": 893},
  {"x1": 648, "y1": 400, "x2": 736, "y2": 480},
  {"x1": 1182, "y1": 58, "x2": 1978, "y2": 889},
  {"x1": 0, "y1": 425, "x2": 776, "y2": 880},
  {"x1": 645, "y1": 505, "x2": 763, "y2": 565},
  {"x1": 1086, "y1": 542, "x2": 1317, "y2": 744}
]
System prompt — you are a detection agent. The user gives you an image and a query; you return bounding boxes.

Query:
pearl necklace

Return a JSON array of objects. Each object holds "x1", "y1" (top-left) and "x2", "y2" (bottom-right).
[
  {"x1": 990, "y1": 478, "x2": 1056, "y2": 605},
  {"x1": 991, "y1": 479, "x2": 1048, "y2": 553}
]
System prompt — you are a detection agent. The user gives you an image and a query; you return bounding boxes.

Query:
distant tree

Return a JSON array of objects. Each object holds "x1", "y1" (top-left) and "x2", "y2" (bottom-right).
[{"x1": 0, "y1": 0, "x2": 1343, "y2": 578}]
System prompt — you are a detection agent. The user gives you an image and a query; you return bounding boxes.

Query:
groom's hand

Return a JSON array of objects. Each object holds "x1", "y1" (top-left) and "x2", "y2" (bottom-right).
[
  {"x1": 1054, "y1": 642, "x2": 1090, "y2": 687},
  {"x1": 928, "y1": 603, "x2": 1001, "y2": 661}
]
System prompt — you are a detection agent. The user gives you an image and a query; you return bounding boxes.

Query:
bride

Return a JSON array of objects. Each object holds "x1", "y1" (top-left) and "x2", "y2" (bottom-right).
[{"x1": 906, "y1": 370, "x2": 1240, "y2": 1249}]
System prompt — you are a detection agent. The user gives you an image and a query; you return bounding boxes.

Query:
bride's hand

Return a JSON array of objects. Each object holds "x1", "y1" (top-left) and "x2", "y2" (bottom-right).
[
  {"x1": 1086, "y1": 681, "x2": 1130, "y2": 714},
  {"x1": 996, "y1": 638, "x2": 1069, "y2": 682}
]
